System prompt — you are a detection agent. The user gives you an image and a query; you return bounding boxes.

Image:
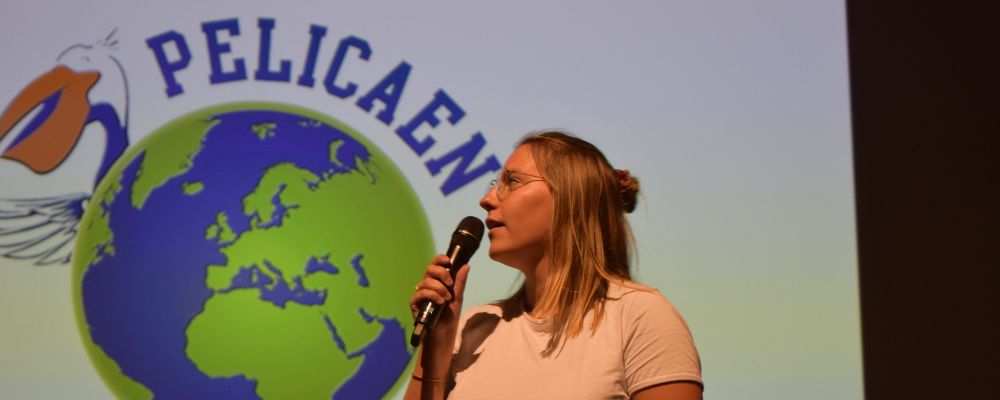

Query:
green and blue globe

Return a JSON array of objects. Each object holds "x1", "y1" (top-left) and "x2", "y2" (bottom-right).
[{"x1": 72, "y1": 103, "x2": 432, "y2": 399}]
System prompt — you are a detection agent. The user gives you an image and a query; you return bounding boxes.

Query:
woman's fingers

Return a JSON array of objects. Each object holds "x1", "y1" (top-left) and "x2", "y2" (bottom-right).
[
  {"x1": 417, "y1": 275, "x2": 452, "y2": 302},
  {"x1": 423, "y1": 264, "x2": 453, "y2": 287},
  {"x1": 408, "y1": 254, "x2": 474, "y2": 321},
  {"x1": 409, "y1": 254, "x2": 460, "y2": 318},
  {"x1": 425, "y1": 255, "x2": 453, "y2": 281},
  {"x1": 451, "y1": 264, "x2": 471, "y2": 303}
]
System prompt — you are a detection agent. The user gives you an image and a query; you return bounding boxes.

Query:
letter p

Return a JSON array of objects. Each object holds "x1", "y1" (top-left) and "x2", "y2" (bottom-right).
[{"x1": 146, "y1": 31, "x2": 192, "y2": 97}]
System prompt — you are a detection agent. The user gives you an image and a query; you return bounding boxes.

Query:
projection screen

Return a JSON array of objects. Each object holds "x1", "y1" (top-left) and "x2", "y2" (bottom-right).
[{"x1": 0, "y1": 1, "x2": 860, "y2": 399}]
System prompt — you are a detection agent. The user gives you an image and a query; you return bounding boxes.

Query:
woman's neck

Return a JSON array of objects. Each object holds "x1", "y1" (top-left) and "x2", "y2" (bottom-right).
[{"x1": 521, "y1": 254, "x2": 551, "y2": 317}]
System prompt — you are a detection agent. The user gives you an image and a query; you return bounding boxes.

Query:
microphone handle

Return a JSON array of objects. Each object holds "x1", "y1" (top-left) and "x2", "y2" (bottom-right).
[{"x1": 410, "y1": 244, "x2": 470, "y2": 347}]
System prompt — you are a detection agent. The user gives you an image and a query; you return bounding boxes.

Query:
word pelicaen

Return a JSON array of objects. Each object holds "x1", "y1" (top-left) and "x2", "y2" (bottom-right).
[{"x1": 146, "y1": 17, "x2": 500, "y2": 195}]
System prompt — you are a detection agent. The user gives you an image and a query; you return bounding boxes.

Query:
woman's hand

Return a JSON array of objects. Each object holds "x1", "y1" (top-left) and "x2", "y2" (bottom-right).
[
  {"x1": 410, "y1": 254, "x2": 471, "y2": 347},
  {"x1": 405, "y1": 255, "x2": 471, "y2": 400}
]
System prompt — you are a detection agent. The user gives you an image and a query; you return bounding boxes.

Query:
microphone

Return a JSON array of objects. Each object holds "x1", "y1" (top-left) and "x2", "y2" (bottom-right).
[{"x1": 411, "y1": 216, "x2": 485, "y2": 347}]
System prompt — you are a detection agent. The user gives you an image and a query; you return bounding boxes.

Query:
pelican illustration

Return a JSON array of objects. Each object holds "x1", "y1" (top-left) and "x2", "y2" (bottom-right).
[{"x1": 0, "y1": 30, "x2": 130, "y2": 265}]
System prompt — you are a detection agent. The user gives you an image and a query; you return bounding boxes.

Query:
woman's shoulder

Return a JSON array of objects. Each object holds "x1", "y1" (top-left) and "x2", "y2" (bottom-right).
[
  {"x1": 606, "y1": 281, "x2": 681, "y2": 318},
  {"x1": 607, "y1": 280, "x2": 663, "y2": 300}
]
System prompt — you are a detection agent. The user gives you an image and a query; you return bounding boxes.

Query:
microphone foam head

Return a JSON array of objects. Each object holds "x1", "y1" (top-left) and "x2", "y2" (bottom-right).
[{"x1": 452, "y1": 216, "x2": 485, "y2": 250}]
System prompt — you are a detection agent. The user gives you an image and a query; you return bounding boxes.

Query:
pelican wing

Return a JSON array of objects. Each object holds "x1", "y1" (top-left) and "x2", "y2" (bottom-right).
[{"x1": 0, "y1": 193, "x2": 88, "y2": 265}]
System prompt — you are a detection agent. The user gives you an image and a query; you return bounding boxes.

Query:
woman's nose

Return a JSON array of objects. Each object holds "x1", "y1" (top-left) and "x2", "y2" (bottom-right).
[{"x1": 479, "y1": 189, "x2": 498, "y2": 211}]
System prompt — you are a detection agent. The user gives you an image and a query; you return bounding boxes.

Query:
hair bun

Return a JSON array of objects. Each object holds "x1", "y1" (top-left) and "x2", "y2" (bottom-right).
[{"x1": 614, "y1": 169, "x2": 640, "y2": 213}]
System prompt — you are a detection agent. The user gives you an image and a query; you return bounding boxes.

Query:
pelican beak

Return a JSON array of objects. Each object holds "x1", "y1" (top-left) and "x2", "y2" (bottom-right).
[{"x1": 0, "y1": 65, "x2": 99, "y2": 174}]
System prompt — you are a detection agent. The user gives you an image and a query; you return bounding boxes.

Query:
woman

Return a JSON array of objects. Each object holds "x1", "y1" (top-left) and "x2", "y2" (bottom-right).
[{"x1": 406, "y1": 131, "x2": 702, "y2": 399}]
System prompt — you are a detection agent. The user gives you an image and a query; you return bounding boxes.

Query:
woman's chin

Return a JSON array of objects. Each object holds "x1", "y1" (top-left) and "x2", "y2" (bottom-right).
[
  {"x1": 488, "y1": 246, "x2": 515, "y2": 267},
  {"x1": 487, "y1": 247, "x2": 538, "y2": 274},
  {"x1": 487, "y1": 246, "x2": 505, "y2": 263}
]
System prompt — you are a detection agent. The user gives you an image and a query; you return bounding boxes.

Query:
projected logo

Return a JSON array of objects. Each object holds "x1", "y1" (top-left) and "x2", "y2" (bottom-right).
[
  {"x1": 74, "y1": 103, "x2": 431, "y2": 399},
  {"x1": 0, "y1": 17, "x2": 504, "y2": 398},
  {"x1": 0, "y1": 31, "x2": 128, "y2": 265}
]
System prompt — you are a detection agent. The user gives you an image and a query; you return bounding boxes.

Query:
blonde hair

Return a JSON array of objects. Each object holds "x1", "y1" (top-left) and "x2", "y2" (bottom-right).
[{"x1": 509, "y1": 131, "x2": 640, "y2": 355}]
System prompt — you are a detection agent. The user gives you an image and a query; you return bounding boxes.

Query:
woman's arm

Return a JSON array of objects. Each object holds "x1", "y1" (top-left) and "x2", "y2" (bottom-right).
[
  {"x1": 403, "y1": 348, "x2": 450, "y2": 400},
  {"x1": 403, "y1": 255, "x2": 471, "y2": 400}
]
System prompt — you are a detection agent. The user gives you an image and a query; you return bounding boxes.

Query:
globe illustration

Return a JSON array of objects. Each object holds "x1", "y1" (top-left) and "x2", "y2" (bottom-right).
[{"x1": 71, "y1": 103, "x2": 432, "y2": 399}]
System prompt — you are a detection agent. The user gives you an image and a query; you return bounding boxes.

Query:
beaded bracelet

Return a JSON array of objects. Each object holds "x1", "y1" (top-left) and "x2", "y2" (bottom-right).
[{"x1": 411, "y1": 374, "x2": 445, "y2": 383}]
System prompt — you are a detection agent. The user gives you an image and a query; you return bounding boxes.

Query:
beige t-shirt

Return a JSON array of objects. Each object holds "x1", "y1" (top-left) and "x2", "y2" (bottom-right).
[{"x1": 447, "y1": 283, "x2": 702, "y2": 399}]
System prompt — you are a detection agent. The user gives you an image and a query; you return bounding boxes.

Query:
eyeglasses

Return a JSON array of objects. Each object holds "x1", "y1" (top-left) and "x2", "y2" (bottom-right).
[{"x1": 488, "y1": 169, "x2": 546, "y2": 200}]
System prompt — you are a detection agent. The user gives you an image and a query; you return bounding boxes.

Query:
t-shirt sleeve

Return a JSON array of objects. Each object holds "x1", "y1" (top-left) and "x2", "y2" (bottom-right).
[{"x1": 621, "y1": 290, "x2": 703, "y2": 396}]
